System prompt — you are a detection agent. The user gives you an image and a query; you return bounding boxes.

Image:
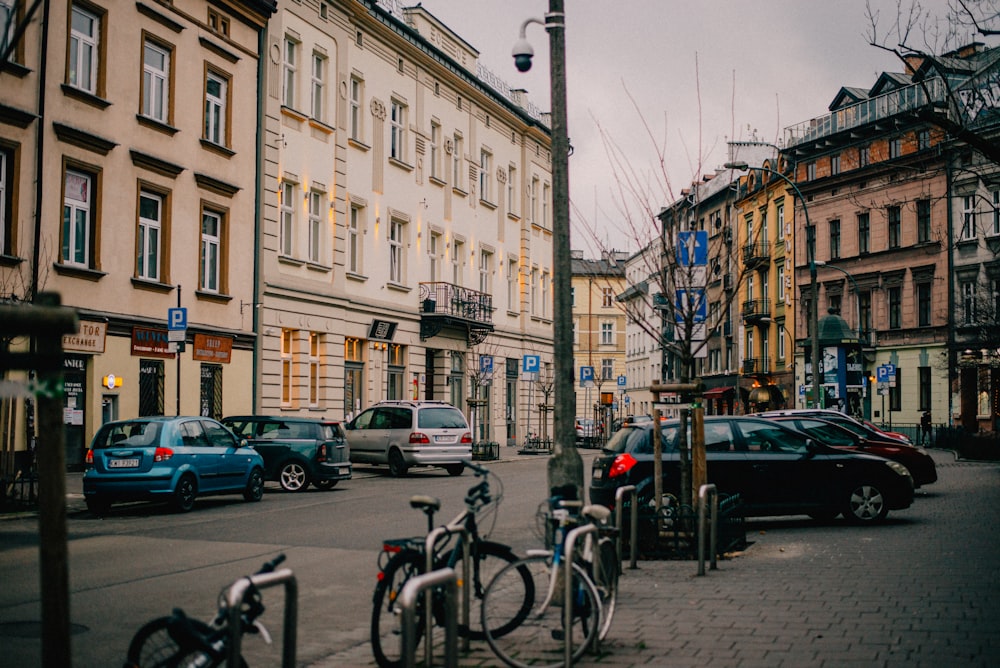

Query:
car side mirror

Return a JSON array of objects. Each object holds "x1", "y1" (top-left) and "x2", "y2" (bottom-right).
[{"x1": 240, "y1": 438, "x2": 250, "y2": 449}]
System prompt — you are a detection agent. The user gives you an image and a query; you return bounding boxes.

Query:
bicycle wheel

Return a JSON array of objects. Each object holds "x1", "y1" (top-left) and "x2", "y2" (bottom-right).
[
  {"x1": 436, "y1": 540, "x2": 531, "y2": 641},
  {"x1": 482, "y1": 555, "x2": 599, "y2": 668},
  {"x1": 371, "y1": 550, "x2": 425, "y2": 668},
  {"x1": 593, "y1": 536, "x2": 619, "y2": 642},
  {"x1": 125, "y1": 615, "x2": 248, "y2": 668}
]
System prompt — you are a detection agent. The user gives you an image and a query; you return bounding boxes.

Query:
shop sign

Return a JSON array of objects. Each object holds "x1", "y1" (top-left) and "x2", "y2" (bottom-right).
[
  {"x1": 131, "y1": 327, "x2": 174, "y2": 359},
  {"x1": 192, "y1": 334, "x2": 233, "y2": 363},
  {"x1": 63, "y1": 320, "x2": 107, "y2": 354}
]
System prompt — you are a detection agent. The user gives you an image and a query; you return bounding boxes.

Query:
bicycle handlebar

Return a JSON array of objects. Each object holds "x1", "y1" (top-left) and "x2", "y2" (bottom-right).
[{"x1": 463, "y1": 460, "x2": 490, "y2": 477}]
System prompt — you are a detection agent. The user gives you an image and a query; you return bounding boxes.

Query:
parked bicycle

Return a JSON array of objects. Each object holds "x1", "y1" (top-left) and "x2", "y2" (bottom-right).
[
  {"x1": 481, "y1": 488, "x2": 619, "y2": 668},
  {"x1": 370, "y1": 460, "x2": 531, "y2": 668},
  {"x1": 124, "y1": 554, "x2": 288, "y2": 668}
]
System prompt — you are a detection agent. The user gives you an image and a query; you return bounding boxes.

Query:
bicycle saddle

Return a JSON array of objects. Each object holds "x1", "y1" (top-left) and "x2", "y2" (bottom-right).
[
  {"x1": 410, "y1": 495, "x2": 441, "y2": 512},
  {"x1": 582, "y1": 504, "x2": 611, "y2": 523}
]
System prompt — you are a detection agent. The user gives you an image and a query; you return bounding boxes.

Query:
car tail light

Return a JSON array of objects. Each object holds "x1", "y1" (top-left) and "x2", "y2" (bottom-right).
[
  {"x1": 85, "y1": 449, "x2": 93, "y2": 465},
  {"x1": 317, "y1": 444, "x2": 327, "y2": 462},
  {"x1": 608, "y1": 453, "x2": 637, "y2": 479},
  {"x1": 461, "y1": 432, "x2": 472, "y2": 444},
  {"x1": 409, "y1": 432, "x2": 430, "y2": 444},
  {"x1": 154, "y1": 447, "x2": 173, "y2": 462}
]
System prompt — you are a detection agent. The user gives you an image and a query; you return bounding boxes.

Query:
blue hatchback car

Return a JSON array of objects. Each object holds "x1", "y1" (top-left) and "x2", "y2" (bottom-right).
[{"x1": 83, "y1": 416, "x2": 265, "y2": 514}]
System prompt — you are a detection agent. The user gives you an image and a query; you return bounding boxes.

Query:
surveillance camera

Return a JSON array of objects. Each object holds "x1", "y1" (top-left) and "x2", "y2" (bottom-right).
[{"x1": 512, "y1": 38, "x2": 534, "y2": 72}]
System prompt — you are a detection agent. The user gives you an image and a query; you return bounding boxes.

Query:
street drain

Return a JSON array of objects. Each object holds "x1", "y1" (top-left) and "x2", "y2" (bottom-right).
[{"x1": 0, "y1": 621, "x2": 89, "y2": 638}]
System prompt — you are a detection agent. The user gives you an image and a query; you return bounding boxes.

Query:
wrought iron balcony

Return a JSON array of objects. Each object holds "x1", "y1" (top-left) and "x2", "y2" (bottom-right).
[
  {"x1": 419, "y1": 282, "x2": 494, "y2": 345},
  {"x1": 741, "y1": 298, "x2": 771, "y2": 323},
  {"x1": 742, "y1": 242, "x2": 771, "y2": 268},
  {"x1": 742, "y1": 357, "x2": 771, "y2": 375}
]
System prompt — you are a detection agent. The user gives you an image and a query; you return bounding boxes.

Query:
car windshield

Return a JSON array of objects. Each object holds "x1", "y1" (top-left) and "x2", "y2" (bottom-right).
[
  {"x1": 417, "y1": 407, "x2": 467, "y2": 429},
  {"x1": 604, "y1": 425, "x2": 678, "y2": 455},
  {"x1": 92, "y1": 421, "x2": 162, "y2": 449},
  {"x1": 797, "y1": 420, "x2": 856, "y2": 447}
]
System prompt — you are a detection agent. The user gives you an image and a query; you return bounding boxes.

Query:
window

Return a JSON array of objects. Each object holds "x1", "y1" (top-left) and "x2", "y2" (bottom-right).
[
  {"x1": 889, "y1": 137, "x2": 901, "y2": 159},
  {"x1": 310, "y1": 52, "x2": 325, "y2": 121},
  {"x1": 888, "y1": 286, "x2": 901, "y2": 329},
  {"x1": 389, "y1": 218, "x2": 404, "y2": 284},
  {"x1": 777, "y1": 264, "x2": 786, "y2": 304},
  {"x1": 1, "y1": 0, "x2": 16, "y2": 62},
  {"x1": 918, "y1": 366, "x2": 931, "y2": 411},
  {"x1": 69, "y1": 4, "x2": 100, "y2": 94},
  {"x1": 829, "y1": 294, "x2": 841, "y2": 316},
  {"x1": 349, "y1": 76, "x2": 363, "y2": 141},
  {"x1": 348, "y1": 203, "x2": 362, "y2": 274},
  {"x1": 777, "y1": 322, "x2": 786, "y2": 359},
  {"x1": 428, "y1": 230, "x2": 440, "y2": 281},
  {"x1": 859, "y1": 145, "x2": 870, "y2": 168},
  {"x1": 387, "y1": 344, "x2": 405, "y2": 400},
  {"x1": 283, "y1": 37, "x2": 297, "y2": 108},
  {"x1": 829, "y1": 219, "x2": 840, "y2": 260},
  {"x1": 602, "y1": 287, "x2": 614, "y2": 308},
  {"x1": 204, "y1": 70, "x2": 228, "y2": 145},
  {"x1": 917, "y1": 282, "x2": 931, "y2": 327},
  {"x1": 541, "y1": 271, "x2": 550, "y2": 318},
  {"x1": 601, "y1": 322, "x2": 613, "y2": 345},
  {"x1": 830, "y1": 154, "x2": 840, "y2": 175},
  {"x1": 452, "y1": 239, "x2": 463, "y2": 285},
  {"x1": 962, "y1": 281, "x2": 977, "y2": 325},
  {"x1": 207, "y1": 8, "x2": 229, "y2": 36},
  {"x1": 961, "y1": 195, "x2": 976, "y2": 240},
  {"x1": 452, "y1": 134, "x2": 463, "y2": 188},
  {"x1": 529, "y1": 176, "x2": 539, "y2": 225},
  {"x1": 993, "y1": 189, "x2": 1000, "y2": 236},
  {"x1": 889, "y1": 368, "x2": 902, "y2": 412},
  {"x1": 507, "y1": 164, "x2": 517, "y2": 214},
  {"x1": 601, "y1": 359, "x2": 614, "y2": 380},
  {"x1": 805, "y1": 224, "x2": 816, "y2": 262},
  {"x1": 390, "y1": 100, "x2": 407, "y2": 161},
  {"x1": 200, "y1": 208, "x2": 222, "y2": 293},
  {"x1": 142, "y1": 39, "x2": 170, "y2": 123},
  {"x1": 308, "y1": 332, "x2": 321, "y2": 407},
  {"x1": 917, "y1": 199, "x2": 931, "y2": 243},
  {"x1": 479, "y1": 149, "x2": 492, "y2": 202},
  {"x1": 479, "y1": 249, "x2": 492, "y2": 294},
  {"x1": 200, "y1": 365, "x2": 223, "y2": 420},
  {"x1": 139, "y1": 359, "x2": 165, "y2": 416},
  {"x1": 887, "y1": 206, "x2": 901, "y2": 249},
  {"x1": 542, "y1": 183, "x2": 551, "y2": 228},
  {"x1": 281, "y1": 329, "x2": 295, "y2": 406},
  {"x1": 429, "y1": 121, "x2": 440, "y2": 180},
  {"x1": 0, "y1": 145, "x2": 12, "y2": 255},
  {"x1": 806, "y1": 162, "x2": 816, "y2": 180},
  {"x1": 137, "y1": 190, "x2": 162, "y2": 281},
  {"x1": 62, "y1": 168, "x2": 93, "y2": 267},
  {"x1": 859, "y1": 290, "x2": 872, "y2": 334},
  {"x1": 308, "y1": 190, "x2": 322, "y2": 263},
  {"x1": 507, "y1": 257, "x2": 518, "y2": 310},
  {"x1": 918, "y1": 130, "x2": 930, "y2": 150},
  {"x1": 857, "y1": 212, "x2": 870, "y2": 254},
  {"x1": 530, "y1": 267, "x2": 538, "y2": 315},
  {"x1": 280, "y1": 182, "x2": 295, "y2": 256}
]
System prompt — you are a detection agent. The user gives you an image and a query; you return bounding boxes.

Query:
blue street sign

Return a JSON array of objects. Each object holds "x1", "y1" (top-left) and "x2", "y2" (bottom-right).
[
  {"x1": 168, "y1": 307, "x2": 187, "y2": 331},
  {"x1": 617, "y1": 375, "x2": 627, "y2": 387},
  {"x1": 876, "y1": 364, "x2": 896, "y2": 383},
  {"x1": 480, "y1": 355, "x2": 494, "y2": 375},
  {"x1": 677, "y1": 230, "x2": 708, "y2": 267},
  {"x1": 523, "y1": 355, "x2": 540, "y2": 374},
  {"x1": 624, "y1": 395, "x2": 630, "y2": 405},
  {"x1": 580, "y1": 366, "x2": 595, "y2": 385},
  {"x1": 675, "y1": 289, "x2": 707, "y2": 323}
]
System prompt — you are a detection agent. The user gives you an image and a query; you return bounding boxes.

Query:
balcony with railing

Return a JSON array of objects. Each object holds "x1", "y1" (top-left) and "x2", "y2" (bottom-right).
[
  {"x1": 742, "y1": 357, "x2": 771, "y2": 376},
  {"x1": 784, "y1": 78, "x2": 947, "y2": 148},
  {"x1": 741, "y1": 298, "x2": 771, "y2": 323},
  {"x1": 419, "y1": 282, "x2": 494, "y2": 345},
  {"x1": 742, "y1": 242, "x2": 771, "y2": 269}
]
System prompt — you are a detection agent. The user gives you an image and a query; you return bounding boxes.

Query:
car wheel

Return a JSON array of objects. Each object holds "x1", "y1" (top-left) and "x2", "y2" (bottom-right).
[
  {"x1": 387, "y1": 449, "x2": 408, "y2": 477},
  {"x1": 171, "y1": 474, "x2": 197, "y2": 513},
  {"x1": 243, "y1": 468, "x2": 264, "y2": 502},
  {"x1": 86, "y1": 497, "x2": 110, "y2": 516},
  {"x1": 444, "y1": 464, "x2": 464, "y2": 476},
  {"x1": 843, "y1": 482, "x2": 888, "y2": 524},
  {"x1": 278, "y1": 461, "x2": 310, "y2": 492},
  {"x1": 313, "y1": 479, "x2": 338, "y2": 490}
]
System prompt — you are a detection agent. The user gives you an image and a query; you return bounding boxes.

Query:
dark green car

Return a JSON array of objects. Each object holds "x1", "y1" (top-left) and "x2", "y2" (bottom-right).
[{"x1": 222, "y1": 416, "x2": 352, "y2": 492}]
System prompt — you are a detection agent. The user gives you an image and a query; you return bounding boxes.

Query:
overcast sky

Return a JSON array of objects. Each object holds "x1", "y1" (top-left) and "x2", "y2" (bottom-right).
[{"x1": 414, "y1": 1, "x2": 986, "y2": 254}]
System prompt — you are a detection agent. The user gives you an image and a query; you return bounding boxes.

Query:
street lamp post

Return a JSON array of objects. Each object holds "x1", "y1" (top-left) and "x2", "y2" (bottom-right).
[
  {"x1": 514, "y1": 0, "x2": 583, "y2": 497},
  {"x1": 724, "y1": 161, "x2": 821, "y2": 409}
]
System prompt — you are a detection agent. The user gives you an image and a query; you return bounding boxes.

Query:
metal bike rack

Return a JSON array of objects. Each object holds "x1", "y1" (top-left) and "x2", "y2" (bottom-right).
[
  {"x1": 400, "y1": 568, "x2": 459, "y2": 668},
  {"x1": 563, "y1": 523, "x2": 598, "y2": 667},
  {"x1": 697, "y1": 483, "x2": 719, "y2": 576},
  {"x1": 425, "y1": 525, "x2": 471, "y2": 661},
  {"x1": 225, "y1": 567, "x2": 298, "y2": 667},
  {"x1": 613, "y1": 485, "x2": 638, "y2": 572}
]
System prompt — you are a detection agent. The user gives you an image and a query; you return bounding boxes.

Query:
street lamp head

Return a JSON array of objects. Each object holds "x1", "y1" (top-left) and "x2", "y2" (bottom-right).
[
  {"x1": 724, "y1": 161, "x2": 749, "y2": 171},
  {"x1": 512, "y1": 37, "x2": 534, "y2": 72}
]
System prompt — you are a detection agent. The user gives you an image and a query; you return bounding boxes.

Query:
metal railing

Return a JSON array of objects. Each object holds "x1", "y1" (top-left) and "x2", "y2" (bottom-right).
[
  {"x1": 614, "y1": 485, "x2": 638, "y2": 572},
  {"x1": 697, "y1": 484, "x2": 719, "y2": 576},
  {"x1": 224, "y1": 567, "x2": 298, "y2": 667},
  {"x1": 425, "y1": 526, "x2": 471, "y2": 658},
  {"x1": 399, "y1": 568, "x2": 459, "y2": 668},
  {"x1": 563, "y1": 523, "x2": 598, "y2": 666}
]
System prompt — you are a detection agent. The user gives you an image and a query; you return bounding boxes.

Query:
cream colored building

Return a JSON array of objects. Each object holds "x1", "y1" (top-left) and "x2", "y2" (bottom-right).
[
  {"x1": 256, "y1": 1, "x2": 554, "y2": 446},
  {"x1": 1, "y1": 0, "x2": 274, "y2": 471}
]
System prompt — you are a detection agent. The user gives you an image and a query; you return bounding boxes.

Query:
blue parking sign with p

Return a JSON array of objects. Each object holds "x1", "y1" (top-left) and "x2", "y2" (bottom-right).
[
  {"x1": 168, "y1": 307, "x2": 187, "y2": 330},
  {"x1": 523, "y1": 355, "x2": 540, "y2": 374}
]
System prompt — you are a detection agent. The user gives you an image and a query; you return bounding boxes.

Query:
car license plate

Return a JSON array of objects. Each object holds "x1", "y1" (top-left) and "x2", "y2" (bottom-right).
[
  {"x1": 109, "y1": 458, "x2": 140, "y2": 468},
  {"x1": 592, "y1": 468, "x2": 603, "y2": 480},
  {"x1": 434, "y1": 435, "x2": 455, "y2": 444}
]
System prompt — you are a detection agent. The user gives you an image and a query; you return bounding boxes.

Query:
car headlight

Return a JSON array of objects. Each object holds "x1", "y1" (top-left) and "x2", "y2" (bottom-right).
[{"x1": 884, "y1": 460, "x2": 910, "y2": 478}]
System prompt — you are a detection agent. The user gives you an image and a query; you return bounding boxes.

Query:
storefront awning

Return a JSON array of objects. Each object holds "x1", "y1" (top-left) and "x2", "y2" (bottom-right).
[{"x1": 702, "y1": 387, "x2": 735, "y2": 398}]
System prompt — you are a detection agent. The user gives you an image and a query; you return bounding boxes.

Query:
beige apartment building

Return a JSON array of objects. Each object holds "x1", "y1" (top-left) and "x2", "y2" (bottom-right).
[
  {"x1": 1, "y1": 0, "x2": 275, "y2": 470},
  {"x1": 256, "y1": 1, "x2": 554, "y2": 446}
]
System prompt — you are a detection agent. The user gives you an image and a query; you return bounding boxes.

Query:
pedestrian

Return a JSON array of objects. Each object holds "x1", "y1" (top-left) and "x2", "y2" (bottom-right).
[{"x1": 920, "y1": 410, "x2": 932, "y2": 445}]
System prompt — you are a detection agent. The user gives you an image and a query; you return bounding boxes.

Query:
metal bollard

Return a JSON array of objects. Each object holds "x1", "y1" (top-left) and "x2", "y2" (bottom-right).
[
  {"x1": 697, "y1": 484, "x2": 719, "y2": 576},
  {"x1": 613, "y1": 485, "x2": 638, "y2": 571},
  {"x1": 400, "y1": 568, "x2": 459, "y2": 668},
  {"x1": 425, "y1": 525, "x2": 471, "y2": 662},
  {"x1": 563, "y1": 523, "x2": 598, "y2": 667},
  {"x1": 225, "y1": 568, "x2": 298, "y2": 668}
]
